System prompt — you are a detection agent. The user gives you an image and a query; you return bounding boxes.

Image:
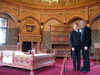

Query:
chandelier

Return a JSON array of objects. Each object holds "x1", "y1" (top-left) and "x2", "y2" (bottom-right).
[{"x1": 43, "y1": 0, "x2": 59, "y2": 3}]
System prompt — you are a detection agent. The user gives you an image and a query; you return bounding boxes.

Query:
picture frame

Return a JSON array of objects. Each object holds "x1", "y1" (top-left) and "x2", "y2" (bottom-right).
[{"x1": 26, "y1": 25, "x2": 35, "y2": 32}]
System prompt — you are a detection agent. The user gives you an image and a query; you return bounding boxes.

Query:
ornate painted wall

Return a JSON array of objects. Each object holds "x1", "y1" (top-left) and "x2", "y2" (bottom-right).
[
  {"x1": 0, "y1": 0, "x2": 100, "y2": 53},
  {"x1": 91, "y1": 15, "x2": 100, "y2": 54}
]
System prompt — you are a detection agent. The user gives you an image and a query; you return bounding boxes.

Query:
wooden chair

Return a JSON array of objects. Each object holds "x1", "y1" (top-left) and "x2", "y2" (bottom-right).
[{"x1": 94, "y1": 43, "x2": 100, "y2": 64}]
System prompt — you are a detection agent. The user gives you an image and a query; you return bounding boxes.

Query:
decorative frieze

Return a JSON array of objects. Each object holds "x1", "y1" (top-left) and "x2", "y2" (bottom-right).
[{"x1": 4, "y1": 0, "x2": 100, "y2": 9}]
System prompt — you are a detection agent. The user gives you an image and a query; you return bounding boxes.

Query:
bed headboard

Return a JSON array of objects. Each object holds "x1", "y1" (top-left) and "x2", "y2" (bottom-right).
[{"x1": 0, "y1": 45, "x2": 17, "y2": 51}]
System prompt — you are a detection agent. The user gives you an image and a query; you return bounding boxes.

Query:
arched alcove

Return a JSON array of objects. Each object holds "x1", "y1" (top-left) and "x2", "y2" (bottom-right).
[
  {"x1": 90, "y1": 15, "x2": 100, "y2": 55},
  {"x1": 67, "y1": 18, "x2": 82, "y2": 31},
  {"x1": 0, "y1": 13, "x2": 17, "y2": 45},
  {"x1": 43, "y1": 19, "x2": 62, "y2": 52}
]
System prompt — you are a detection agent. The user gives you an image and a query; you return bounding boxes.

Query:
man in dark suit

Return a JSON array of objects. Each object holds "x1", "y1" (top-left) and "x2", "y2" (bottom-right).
[
  {"x1": 80, "y1": 20, "x2": 92, "y2": 72},
  {"x1": 69, "y1": 23, "x2": 81, "y2": 71}
]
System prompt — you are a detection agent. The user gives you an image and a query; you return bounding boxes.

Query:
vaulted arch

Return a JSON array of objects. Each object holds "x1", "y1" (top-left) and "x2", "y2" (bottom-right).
[
  {"x1": 0, "y1": 7, "x2": 18, "y2": 22},
  {"x1": 66, "y1": 12, "x2": 86, "y2": 24},
  {"x1": 89, "y1": 8, "x2": 100, "y2": 24},
  {"x1": 20, "y1": 12, "x2": 40, "y2": 24},
  {"x1": 44, "y1": 14, "x2": 63, "y2": 24}
]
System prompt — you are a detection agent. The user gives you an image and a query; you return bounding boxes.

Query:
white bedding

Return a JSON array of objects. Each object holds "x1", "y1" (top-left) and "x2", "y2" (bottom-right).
[
  {"x1": 2, "y1": 51, "x2": 26, "y2": 63},
  {"x1": 34, "y1": 53, "x2": 52, "y2": 56},
  {"x1": 2, "y1": 56, "x2": 12, "y2": 63},
  {"x1": 14, "y1": 51, "x2": 26, "y2": 55},
  {"x1": 2, "y1": 51, "x2": 52, "y2": 63},
  {"x1": 2, "y1": 50, "x2": 13, "y2": 63}
]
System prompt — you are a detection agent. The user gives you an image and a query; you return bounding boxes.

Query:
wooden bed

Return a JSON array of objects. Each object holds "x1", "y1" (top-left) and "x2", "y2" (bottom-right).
[{"x1": 0, "y1": 45, "x2": 56, "y2": 75}]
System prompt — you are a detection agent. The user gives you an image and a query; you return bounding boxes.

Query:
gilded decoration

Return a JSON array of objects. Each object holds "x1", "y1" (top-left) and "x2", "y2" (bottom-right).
[
  {"x1": 66, "y1": 13, "x2": 71, "y2": 15},
  {"x1": 80, "y1": 11, "x2": 85, "y2": 13},
  {"x1": 20, "y1": 18, "x2": 40, "y2": 35},
  {"x1": 3, "y1": 0, "x2": 100, "y2": 9},
  {"x1": 90, "y1": 8, "x2": 95, "y2": 12},
  {"x1": 0, "y1": 3, "x2": 6, "y2": 7},
  {"x1": 20, "y1": 12, "x2": 40, "y2": 22},
  {"x1": 44, "y1": 12, "x2": 63, "y2": 18},
  {"x1": 0, "y1": 7, "x2": 18, "y2": 22},
  {"x1": 89, "y1": 8, "x2": 100, "y2": 24},
  {"x1": 89, "y1": 6, "x2": 99, "y2": 13},
  {"x1": 0, "y1": 0, "x2": 100, "y2": 26},
  {"x1": 22, "y1": 10, "x2": 27, "y2": 13},
  {"x1": 43, "y1": 14, "x2": 63, "y2": 23},
  {"x1": 9, "y1": 6, "x2": 18, "y2": 13},
  {"x1": 66, "y1": 12, "x2": 86, "y2": 24}
]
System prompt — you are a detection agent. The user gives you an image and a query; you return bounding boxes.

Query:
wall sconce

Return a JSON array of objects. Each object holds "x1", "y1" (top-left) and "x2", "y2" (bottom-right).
[
  {"x1": 18, "y1": 20, "x2": 20, "y2": 23},
  {"x1": 17, "y1": 20, "x2": 20, "y2": 27},
  {"x1": 40, "y1": 22, "x2": 44, "y2": 29},
  {"x1": 63, "y1": 22, "x2": 66, "y2": 25},
  {"x1": 63, "y1": 19, "x2": 66, "y2": 25},
  {"x1": 86, "y1": 20, "x2": 90, "y2": 27},
  {"x1": 40, "y1": 25, "x2": 44, "y2": 29},
  {"x1": 17, "y1": 23, "x2": 20, "y2": 27},
  {"x1": 87, "y1": 23, "x2": 90, "y2": 27},
  {"x1": 41, "y1": 22, "x2": 43, "y2": 25},
  {"x1": 86, "y1": 20, "x2": 89, "y2": 22}
]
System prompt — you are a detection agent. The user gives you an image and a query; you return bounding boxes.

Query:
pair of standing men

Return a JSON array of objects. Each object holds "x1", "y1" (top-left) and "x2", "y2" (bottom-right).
[{"x1": 69, "y1": 20, "x2": 92, "y2": 72}]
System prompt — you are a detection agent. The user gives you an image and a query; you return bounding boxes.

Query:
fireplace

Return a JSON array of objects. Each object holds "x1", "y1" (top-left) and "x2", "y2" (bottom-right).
[
  {"x1": 19, "y1": 34, "x2": 41, "y2": 53},
  {"x1": 22, "y1": 42, "x2": 32, "y2": 52}
]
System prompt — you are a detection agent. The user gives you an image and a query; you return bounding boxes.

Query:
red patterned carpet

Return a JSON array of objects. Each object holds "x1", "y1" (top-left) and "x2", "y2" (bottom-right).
[{"x1": 0, "y1": 58, "x2": 100, "y2": 75}]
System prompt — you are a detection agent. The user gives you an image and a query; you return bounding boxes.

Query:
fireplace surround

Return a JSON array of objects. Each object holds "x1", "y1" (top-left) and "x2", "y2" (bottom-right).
[{"x1": 19, "y1": 34, "x2": 41, "y2": 53}]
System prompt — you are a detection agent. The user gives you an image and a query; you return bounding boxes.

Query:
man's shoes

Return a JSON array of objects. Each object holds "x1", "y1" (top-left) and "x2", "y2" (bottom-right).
[
  {"x1": 80, "y1": 68, "x2": 85, "y2": 71},
  {"x1": 82, "y1": 70, "x2": 90, "y2": 72},
  {"x1": 73, "y1": 68, "x2": 77, "y2": 71},
  {"x1": 64, "y1": 69, "x2": 69, "y2": 71},
  {"x1": 77, "y1": 68, "x2": 81, "y2": 71}
]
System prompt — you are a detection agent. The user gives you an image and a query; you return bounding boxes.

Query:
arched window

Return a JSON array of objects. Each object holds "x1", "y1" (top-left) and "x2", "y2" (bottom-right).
[{"x1": 0, "y1": 17, "x2": 7, "y2": 44}]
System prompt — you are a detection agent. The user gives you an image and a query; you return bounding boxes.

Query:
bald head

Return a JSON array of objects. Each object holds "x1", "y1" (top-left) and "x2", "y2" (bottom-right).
[{"x1": 80, "y1": 20, "x2": 87, "y2": 28}]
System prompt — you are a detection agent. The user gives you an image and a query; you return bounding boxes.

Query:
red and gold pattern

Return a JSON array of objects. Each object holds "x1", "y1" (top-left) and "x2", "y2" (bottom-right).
[{"x1": 0, "y1": 51, "x2": 55, "y2": 75}]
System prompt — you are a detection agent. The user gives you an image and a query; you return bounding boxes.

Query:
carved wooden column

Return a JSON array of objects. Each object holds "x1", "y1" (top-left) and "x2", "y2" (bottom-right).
[
  {"x1": 85, "y1": 5, "x2": 89, "y2": 20},
  {"x1": 63, "y1": 9, "x2": 66, "y2": 25},
  {"x1": 16, "y1": 20, "x2": 20, "y2": 51},
  {"x1": 19, "y1": 41, "x2": 22, "y2": 51},
  {"x1": 85, "y1": 6, "x2": 90, "y2": 27},
  {"x1": 17, "y1": 5, "x2": 22, "y2": 51},
  {"x1": 40, "y1": 23, "x2": 44, "y2": 40},
  {"x1": 36, "y1": 42, "x2": 40, "y2": 54},
  {"x1": 98, "y1": 19, "x2": 100, "y2": 30},
  {"x1": 40, "y1": 9, "x2": 44, "y2": 41}
]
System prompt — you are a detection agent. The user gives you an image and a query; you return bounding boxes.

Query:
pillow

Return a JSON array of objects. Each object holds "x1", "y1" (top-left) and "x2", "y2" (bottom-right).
[
  {"x1": 14, "y1": 51, "x2": 26, "y2": 55},
  {"x1": 2, "y1": 50, "x2": 13, "y2": 63},
  {"x1": 2, "y1": 50, "x2": 13, "y2": 56},
  {"x1": 2, "y1": 56, "x2": 12, "y2": 63}
]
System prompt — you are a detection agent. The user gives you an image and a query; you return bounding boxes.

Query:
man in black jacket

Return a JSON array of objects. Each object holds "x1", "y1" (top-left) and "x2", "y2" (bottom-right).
[
  {"x1": 80, "y1": 20, "x2": 92, "y2": 72},
  {"x1": 69, "y1": 23, "x2": 81, "y2": 71}
]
